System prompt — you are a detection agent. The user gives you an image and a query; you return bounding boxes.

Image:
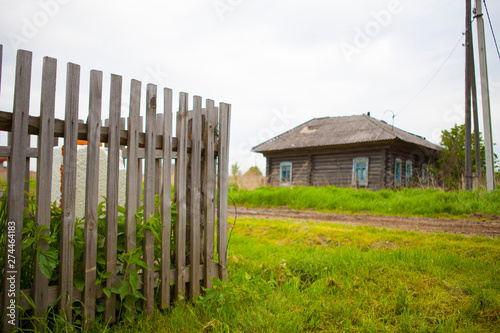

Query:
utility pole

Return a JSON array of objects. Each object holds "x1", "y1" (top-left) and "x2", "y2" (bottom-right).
[
  {"x1": 470, "y1": 37, "x2": 482, "y2": 186},
  {"x1": 465, "y1": 0, "x2": 473, "y2": 191},
  {"x1": 475, "y1": 0, "x2": 496, "y2": 191}
]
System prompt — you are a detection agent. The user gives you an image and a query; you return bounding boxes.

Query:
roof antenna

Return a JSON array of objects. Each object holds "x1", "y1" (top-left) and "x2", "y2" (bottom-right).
[{"x1": 383, "y1": 110, "x2": 395, "y2": 131}]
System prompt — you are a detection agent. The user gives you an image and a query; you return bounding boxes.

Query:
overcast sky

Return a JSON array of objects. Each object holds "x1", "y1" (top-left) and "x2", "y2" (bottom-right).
[{"x1": 0, "y1": 0, "x2": 499, "y2": 173}]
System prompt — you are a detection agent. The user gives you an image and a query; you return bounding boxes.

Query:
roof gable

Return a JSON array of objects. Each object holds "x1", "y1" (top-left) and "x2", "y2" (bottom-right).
[{"x1": 252, "y1": 114, "x2": 442, "y2": 152}]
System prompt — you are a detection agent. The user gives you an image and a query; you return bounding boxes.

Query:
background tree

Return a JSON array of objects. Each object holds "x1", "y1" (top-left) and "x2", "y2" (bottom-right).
[{"x1": 438, "y1": 123, "x2": 497, "y2": 190}]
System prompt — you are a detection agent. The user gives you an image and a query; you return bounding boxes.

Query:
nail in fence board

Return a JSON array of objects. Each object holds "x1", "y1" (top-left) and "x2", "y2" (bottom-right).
[
  {"x1": 33, "y1": 56, "x2": 57, "y2": 323},
  {"x1": 143, "y1": 84, "x2": 157, "y2": 316},
  {"x1": 161, "y1": 88, "x2": 173, "y2": 308},
  {"x1": 104, "y1": 74, "x2": 122, "y2": 323},
  {"x1": 83, "y1": 70, "x2": 103, "y2": 328},
  {"x1": 3, "y1": 50, "x2": 32, "y2": 333},
  {"x1": 59, "y1": 62, "x2": 81, "y2": 322}
]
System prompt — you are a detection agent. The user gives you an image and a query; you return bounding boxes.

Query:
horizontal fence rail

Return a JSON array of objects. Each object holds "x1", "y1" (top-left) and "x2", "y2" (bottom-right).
[{"x1": 0, "y1": 46, "x2": 230, "y2": 331}]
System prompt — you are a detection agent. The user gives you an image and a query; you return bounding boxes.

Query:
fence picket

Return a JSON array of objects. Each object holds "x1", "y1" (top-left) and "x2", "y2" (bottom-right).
[
  {"x1": 33, "y1": 56, "x2": 57, "y2": 323},
  {"x1": 189, "y1": 96, "x2": 202, "y2": 298},
  {"x1": 161, "y1": 88, "x2": 173, "y2": 308},
  {"x1": 175, "y1": 92, "x2": 188, "y2": 299},
  {"x1": 2, "y1": 50, "x2": 32, "y2": 332},
  {"x1": 83, "y1": 70, "x2": 103, "y2": 328},
  {"x1": 59, "y1": 62, "x2": 81, "y2": 322},
  {"x1": 126, "y1": 80, "x2": 141, "y2": 256},
  {"x1": 104, "y1": 74, "x2": 122, "y2": 323},
  {"x1": 143, "y1": 84, "x2": 157, "y2": 316},
  {"x1": 217, "y1": 103, "x2": 231, "y2": 280},
  {"x1": 204, "y1": 100, "x2": 217, "y2": 288}
]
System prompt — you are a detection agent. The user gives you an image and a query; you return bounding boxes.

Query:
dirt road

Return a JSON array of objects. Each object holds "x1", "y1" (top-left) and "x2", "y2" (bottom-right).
[{"x1": 229, "y1": 207, "x2": 500, "y2": 238}]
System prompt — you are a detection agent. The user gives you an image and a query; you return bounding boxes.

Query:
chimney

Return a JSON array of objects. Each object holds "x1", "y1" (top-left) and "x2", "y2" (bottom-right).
[{"x1": 367, "y1": 112, "x2": 370, "y2": 117}]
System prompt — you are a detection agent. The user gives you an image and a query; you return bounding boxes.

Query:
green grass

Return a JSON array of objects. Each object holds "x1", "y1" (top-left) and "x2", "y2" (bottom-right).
[
  {"x1": 105, "y1": 218, "x2": 500, "y2": 332},
  {"x1": 229, "y1": 186, "x2": 500, "y2": 219}
]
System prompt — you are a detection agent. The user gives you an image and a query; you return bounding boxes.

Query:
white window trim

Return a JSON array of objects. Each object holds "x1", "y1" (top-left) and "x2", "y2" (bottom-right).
[
  {"x1": 279, "y1": 161, "x2": 293, "y2": 186},
  {"x1": 394, "y1": 158, "x2": 402, "y2": 186},
  {"x1": 352, "y1": 157, "x2": 369, "y2": 187}
]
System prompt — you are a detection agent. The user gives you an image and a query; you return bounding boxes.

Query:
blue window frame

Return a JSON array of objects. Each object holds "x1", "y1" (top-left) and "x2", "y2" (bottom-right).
[
  {"x1": 280, "y1": 162, "x2": 292, "y2": 186},
  {"x1": 422, "y1": 164, "x2": 428, "y2": 182},
  {"x1": 352, "y1": 157, "x2": 369, "y2": 187},
  {"x1": 394, "y1": 158, "x2": 402, "y2": 186},
  {"x1": 406, "y1": 160, "x2": 413, "y2": 187}
]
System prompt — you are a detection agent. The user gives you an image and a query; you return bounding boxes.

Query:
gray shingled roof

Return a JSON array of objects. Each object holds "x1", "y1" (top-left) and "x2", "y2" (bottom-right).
[{"x1": 252, "y1": 114, "x2": 442, "y2": 153}]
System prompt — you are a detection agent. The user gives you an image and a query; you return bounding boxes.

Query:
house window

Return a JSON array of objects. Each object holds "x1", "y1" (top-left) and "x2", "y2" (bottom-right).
[
  {"x1": 394, "y1": 158, "x2": 402, "y2": 186},
  {"x1": 422, "y1": 164, "x2": 428, "y2": 182},
  {"x1": 406, "y1": 160, "x2": 413, "y2": 187},
  {"x1": 280, "y1": 162, "x2": 292, "y2": 186},
  {"x1": 352, "y1": 157, "x2": 369, "y2": 187}
]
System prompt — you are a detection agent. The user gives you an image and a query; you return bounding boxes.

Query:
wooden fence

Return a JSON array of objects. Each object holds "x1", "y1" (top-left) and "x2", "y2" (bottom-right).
[{"x1": 0, "y1": 45, "x2": 231, "y2": 331}]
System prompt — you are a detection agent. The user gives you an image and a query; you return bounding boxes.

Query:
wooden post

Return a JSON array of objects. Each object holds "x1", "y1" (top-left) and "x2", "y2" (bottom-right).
[
  {"x1": 160, "y1": 88, "x2": 173, "y2": 309},
  {"x1": 59, "y1": 63, "x2": 80, "y2": 323},
  {"x1": 189, "y1": 96, "x2": 202, "y2": 298},
  {"x1": 143, "y1": 84, "x2": 157, "y2": 317},
  {"x1": 217, "y1": 103, "x2": 231, "y2": 280},
  {"x1": 175, "y1": 92, "x2": 188, "y2": 300},
  {"x1": 471, "y1": 46, "x2": 482, "y2": 185},
  {"x1": 464, "y1": 0, "x2": 472, "y2": 190},
  {"x1": 3, "y1": 49, "x2": 32, "y2": 333},
  {"x1": 104, "y1": 74, "x2": 122, "y2": 324},
  {"x1": 83, "y1": 70, "x2": 103, "y2": 329},
  {"x1": 475, "y1": 0, "x2": 496, "y2": 191},
  {"x1": 203, "y1": 100, "x2": 217, "y2": 289},
  {"x1": 33, "y1": 56, "x2": 57, "y2": 325}
]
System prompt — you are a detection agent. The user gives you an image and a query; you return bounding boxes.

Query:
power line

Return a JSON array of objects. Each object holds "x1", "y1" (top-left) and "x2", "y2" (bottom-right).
[
  {"x1": 397, "y1": 33, "x2": 465, "y2": 115},
  {"x1": 482, "y1": 0, "x2": 500, "y2": 60}
]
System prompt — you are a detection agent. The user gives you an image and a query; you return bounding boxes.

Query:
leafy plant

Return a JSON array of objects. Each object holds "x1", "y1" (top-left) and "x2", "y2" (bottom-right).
[{"x1": 0, "y1": 180, "x2": 177, "y2": 330}]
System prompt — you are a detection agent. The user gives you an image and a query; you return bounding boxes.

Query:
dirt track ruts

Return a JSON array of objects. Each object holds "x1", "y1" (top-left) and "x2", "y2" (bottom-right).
[{"x1": 229, "y1": 207, "x2": 500, "y2": 238}]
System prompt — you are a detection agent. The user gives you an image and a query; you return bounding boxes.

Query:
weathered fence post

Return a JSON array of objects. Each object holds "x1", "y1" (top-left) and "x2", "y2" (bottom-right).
[
  {"x1": 83, "y1": 70, "x2": 103, "y2": 329},
  {"x1": 143, "y1": 84, "x2": 157, "y2": 316},
  {"x1": 175, "y1": 92, "x2": 188, "y2": 300},
  {"x1": 3, "y1": 49, "x2": 32, "y2": 333},
  {"x1": 59, "y1": 62, "x2": 81, "y2": 323},
  {"x1": 104, "y1": 74, "x2": 122, "y2": 324},
  {"x1": 33, "y1": 56, "x2": 57, "y2": 326},
  {"x1": 160, "y1": 88, "x2": 173, "y2": 309},
  {"x1": 217, "y1": 103, "x2": 231, "y2": 280}
]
